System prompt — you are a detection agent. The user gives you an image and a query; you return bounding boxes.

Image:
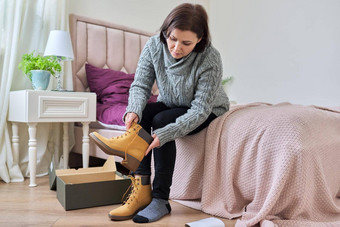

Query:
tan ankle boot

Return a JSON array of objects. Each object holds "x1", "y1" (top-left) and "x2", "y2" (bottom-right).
[
  {"x1": 89, "y1": 122, "x2": 153, "y2": 171},
  {"x1": 109, "y1": 175, "x2": 152, "y2": 221}
]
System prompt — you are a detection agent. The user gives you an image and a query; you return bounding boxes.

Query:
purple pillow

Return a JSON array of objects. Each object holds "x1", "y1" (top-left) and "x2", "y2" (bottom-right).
[
  {"x1": 86, "y1": 63, "x2": 134, "y2": 102},
  {"x1": 85, "y1": 63, "x2": 157, "y2": 125}
]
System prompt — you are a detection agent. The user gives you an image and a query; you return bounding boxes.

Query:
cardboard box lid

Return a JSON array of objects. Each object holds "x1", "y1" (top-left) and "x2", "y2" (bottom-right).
[{"x1": 56, "y1": 156, "x2": 118, "y2": 184}]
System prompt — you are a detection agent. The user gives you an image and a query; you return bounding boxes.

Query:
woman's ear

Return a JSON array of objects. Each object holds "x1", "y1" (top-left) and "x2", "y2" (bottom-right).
[{"x1": 197, "y1": 37, "x2": 202, "y2": 43}]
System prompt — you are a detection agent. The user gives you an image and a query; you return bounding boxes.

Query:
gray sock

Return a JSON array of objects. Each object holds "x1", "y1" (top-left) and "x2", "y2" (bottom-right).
[{"x1": 133, "y1": 198, "x2": 171, "y2": 223}]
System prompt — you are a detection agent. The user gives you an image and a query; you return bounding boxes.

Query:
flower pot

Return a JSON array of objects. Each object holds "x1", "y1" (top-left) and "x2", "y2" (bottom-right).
[{"x1": 31, "y1": 70, "x2": 51, "y2": 90}]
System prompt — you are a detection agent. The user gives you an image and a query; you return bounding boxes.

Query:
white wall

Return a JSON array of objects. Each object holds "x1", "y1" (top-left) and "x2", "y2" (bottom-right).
[
  {"x1": 210, "y1": 0, "x2": 340, "y2": 106},
  {"x1": 68, "y1": 0, "x2": 340, "y2": 107},
  {"x1": 68, "y1": 0, "x2": 209, "y2": 34}
]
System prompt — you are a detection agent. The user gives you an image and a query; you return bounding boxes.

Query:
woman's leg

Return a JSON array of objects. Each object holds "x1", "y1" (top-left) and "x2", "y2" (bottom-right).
[
  {"x1": 151, "y1": 109, "x2": 217, "y2": 199},
  {"x1": 137, "y1": 102, "x2": 217, "y2": 197},
  {"x1": 107, "y1": 102, "x2": 169, "y2": 221},
  {"x1": 134, "y1": 102, "x2": 170, "y2": 176},
  {"x1": 133, "y1": 107, "x2": 187, "y2": 223},
  {"x1": 151, "y1": 107, "x2": 189, "y2": 199},
  {"x1": 133, "y1": 108, "x2": 217, "y2": 223}
]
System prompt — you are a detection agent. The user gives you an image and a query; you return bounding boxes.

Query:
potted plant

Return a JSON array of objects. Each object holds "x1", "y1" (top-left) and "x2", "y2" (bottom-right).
[{"x1": 18, "y1": 51, "x2": 61, "y2": 90}]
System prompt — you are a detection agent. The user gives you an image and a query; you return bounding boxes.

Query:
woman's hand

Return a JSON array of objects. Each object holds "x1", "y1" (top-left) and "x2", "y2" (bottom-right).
[
  {"x1": 145, "y1": 134, "x2": 160, "y2": 156},
  {"x1": 125, "y1": 112, "x2": 139, "y2": 129},
  {"x1": 125, "y1": 112, "x2": 160, "y2": 155}
]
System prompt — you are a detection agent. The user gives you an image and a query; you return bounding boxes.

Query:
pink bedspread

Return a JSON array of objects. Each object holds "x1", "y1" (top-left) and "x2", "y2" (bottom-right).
[{"x1": 170, "y1": 103, "x2": 340, "y2": 226}]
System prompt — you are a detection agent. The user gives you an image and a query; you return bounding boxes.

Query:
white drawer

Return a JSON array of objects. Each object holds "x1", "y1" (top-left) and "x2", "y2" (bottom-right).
[
  {"x1": 39, "y1": 96, "x2": 89, "y2": 118},
  {"x1": 8, "y1": 90, "x2": 96, "y2": 123}
]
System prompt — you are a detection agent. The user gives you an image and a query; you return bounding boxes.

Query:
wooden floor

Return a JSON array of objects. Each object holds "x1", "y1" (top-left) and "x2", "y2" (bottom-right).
[{"x1": 0, "y1": 176, "x2": 237, "y2": 227}]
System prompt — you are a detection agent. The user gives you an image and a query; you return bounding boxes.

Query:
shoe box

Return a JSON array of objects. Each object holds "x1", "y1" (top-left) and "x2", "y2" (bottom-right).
[{"x1": 49, "y1": 156, "x2": 131, "y2": 211}]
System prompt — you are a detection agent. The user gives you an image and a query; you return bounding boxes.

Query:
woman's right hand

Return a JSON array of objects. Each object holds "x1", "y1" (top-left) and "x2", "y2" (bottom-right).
[{"x1": 125, "y1": 112, "x2": 139, "y2": 129}]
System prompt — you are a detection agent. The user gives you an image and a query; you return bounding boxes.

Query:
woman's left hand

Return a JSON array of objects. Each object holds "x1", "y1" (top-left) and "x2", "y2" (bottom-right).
[{"x1": 145, "y1": 134, "x2": 160, "y2": 156}]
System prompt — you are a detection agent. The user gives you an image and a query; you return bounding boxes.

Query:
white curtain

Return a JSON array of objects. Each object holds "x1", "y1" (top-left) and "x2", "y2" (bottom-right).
[{"x1": 0, "y1": 0, "x2": 71, "y2": 183}]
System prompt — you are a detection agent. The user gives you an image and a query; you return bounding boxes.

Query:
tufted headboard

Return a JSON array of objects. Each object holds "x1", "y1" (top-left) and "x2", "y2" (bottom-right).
[{"x1": 69, "y1": 14, "x2": 154, "y2": 92}]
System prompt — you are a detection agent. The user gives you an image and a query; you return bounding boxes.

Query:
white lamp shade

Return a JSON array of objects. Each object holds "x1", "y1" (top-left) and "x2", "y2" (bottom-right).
[{"x1": 44, "y1": 30, "x2": 74, "y2": 60}]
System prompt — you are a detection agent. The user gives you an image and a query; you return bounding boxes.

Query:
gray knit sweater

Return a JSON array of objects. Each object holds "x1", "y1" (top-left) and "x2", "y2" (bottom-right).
[{"x1": 125, "y1": 35, "x2": 229, "y2": 147}]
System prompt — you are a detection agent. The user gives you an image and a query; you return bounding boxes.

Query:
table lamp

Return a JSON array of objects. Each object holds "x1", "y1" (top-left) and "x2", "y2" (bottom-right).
[{"x1": 44, "y1": 30, "x2": 74, "y2": 91}]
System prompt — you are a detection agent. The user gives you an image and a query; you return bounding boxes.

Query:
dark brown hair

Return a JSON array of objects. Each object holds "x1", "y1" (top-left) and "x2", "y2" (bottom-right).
[{"x1": 159, "y1": 3, "x2": 210, "y2": 53}]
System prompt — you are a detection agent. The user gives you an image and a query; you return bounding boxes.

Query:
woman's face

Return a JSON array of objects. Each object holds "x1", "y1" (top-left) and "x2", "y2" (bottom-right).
[{"x1": 166, "y1": 29, "x2": 201, "y2": 59}]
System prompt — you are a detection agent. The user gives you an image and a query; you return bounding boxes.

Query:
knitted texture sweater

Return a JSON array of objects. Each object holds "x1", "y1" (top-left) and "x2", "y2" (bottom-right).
[{"x1": 125, "y1": 35, "x2": 229, "y2": 147}]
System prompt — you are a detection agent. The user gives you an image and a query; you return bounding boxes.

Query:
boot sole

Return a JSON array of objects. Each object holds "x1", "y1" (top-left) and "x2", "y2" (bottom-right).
[
  {"x1": 108, "y1": 205, "x2": 147, "y2": 221},
  {"x1": 89, "y1": 133, "x2": 141, "y2": 172}
]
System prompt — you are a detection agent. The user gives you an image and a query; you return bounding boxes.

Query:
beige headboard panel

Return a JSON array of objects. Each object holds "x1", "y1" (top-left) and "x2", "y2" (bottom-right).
[{"x1": 69, "y1": 14, "x2": 154, "y2": 92}]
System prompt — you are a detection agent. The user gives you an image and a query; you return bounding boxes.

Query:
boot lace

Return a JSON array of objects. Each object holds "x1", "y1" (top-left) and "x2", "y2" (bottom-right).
[
  {"x1": 112, "y1": 124, "x2": 140, "y2": 164},
  {"x1": 122, "y1": 175, "x2": 140, "y2": 206},
  {"x1": 111, "y1": 124, "x2": 139, "y2": 140}
]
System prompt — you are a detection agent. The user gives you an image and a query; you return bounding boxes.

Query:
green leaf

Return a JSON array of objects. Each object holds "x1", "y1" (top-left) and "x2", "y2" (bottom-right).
[
  {"x1": 222, "y1": 76, "x2": 233, "y2": 85},
  {"x1": 18, "y1": 51, "x2": 61, "y2": 81}
]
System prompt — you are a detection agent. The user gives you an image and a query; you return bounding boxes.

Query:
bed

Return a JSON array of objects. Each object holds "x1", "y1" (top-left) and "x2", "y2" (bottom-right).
[
  {"x1": 69, "y1": 14, "x2": 340, "y2": 226},
  {"x1": 69, "y1": 14, "x2": 156, "y2": 161}
]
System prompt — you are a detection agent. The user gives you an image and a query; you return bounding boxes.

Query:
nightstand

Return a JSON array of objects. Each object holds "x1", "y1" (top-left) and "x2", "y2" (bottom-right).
[{"x1": 8, "y1": 90, "x2": 96, "y2": 187}]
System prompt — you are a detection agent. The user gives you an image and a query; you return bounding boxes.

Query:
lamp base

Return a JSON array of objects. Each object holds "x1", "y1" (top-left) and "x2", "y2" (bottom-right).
[
  {"x1": 52, "y1": 88, "x2": 68, "y2": 92},
  {"x1": 52, "y1": 89, "x2": 73, "y2": 92}
]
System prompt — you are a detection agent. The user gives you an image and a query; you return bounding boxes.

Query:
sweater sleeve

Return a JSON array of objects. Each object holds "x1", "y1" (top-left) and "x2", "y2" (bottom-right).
[
  {"x1": 124, "y1": 40, "x2": 156, "y2": 122},
  {"x1": 154, "y1": 53, "x2": 223, "y2": 147}
]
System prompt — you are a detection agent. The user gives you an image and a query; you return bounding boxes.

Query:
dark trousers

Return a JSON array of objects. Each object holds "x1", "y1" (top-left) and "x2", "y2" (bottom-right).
[{"x1": 135, "y1": 102, "x2": 217, "y2": 200}]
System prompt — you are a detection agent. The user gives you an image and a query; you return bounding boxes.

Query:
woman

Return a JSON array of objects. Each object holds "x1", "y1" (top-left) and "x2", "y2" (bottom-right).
[{"x1": 96, "y1": 3, "x2": 229, "y2": 223}]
